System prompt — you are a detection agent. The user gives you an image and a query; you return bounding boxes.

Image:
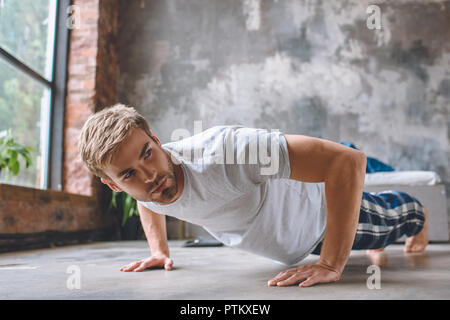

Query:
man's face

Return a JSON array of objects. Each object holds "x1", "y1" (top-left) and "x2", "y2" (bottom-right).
[{"x1": 101, "y1": 127, "x2": 179, "y2": 204}]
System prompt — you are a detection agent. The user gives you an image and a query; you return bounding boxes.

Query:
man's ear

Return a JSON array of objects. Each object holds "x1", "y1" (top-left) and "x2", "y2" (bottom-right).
[{"x1": 101, "y1": 178, "x2": 122, "y2": 192}]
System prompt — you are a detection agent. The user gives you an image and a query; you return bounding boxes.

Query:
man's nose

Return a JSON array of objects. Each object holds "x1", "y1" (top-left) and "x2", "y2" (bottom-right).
[
  {"x1": 144, "y1": 173, "x2": 157, "y2": 184},
  {"x1": 144, "y1": 176, "x2": 155, "y2": 184},
  {"x1": 140, "y1": 166, "x2": 157, "y2": 184}
]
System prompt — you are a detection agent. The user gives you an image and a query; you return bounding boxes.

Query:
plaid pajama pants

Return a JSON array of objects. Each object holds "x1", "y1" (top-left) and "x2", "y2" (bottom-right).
[{"x1": 311, "y1": 190, "x2": 426, "y2": 255}]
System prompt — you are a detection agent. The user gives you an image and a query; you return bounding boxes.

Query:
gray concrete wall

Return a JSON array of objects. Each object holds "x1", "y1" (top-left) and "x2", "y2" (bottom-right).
[{"x1": 117, "y1": 0, "x2": 450, "y2": 237}]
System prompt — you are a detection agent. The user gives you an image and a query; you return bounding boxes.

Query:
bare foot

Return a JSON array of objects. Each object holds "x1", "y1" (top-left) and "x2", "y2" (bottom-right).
[
  {"x1": 366, "y1": 251, "x2": 388, "y2": 267},
  {"x1": 404, "y1": 205, "x2": 429, "y2": 253},
  {"x1": 366, "y1": 248, "x2": 384, "y2": 254}
]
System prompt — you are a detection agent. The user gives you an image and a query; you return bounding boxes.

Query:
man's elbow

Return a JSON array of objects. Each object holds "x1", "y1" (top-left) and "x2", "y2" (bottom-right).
[
  {"x1": 349, "y1": 151, "x2": 367, "y2": 181},
  {"x1": 359, "y1": 151, "x2": 367, "y2": 172},
  {"x1": 355, "y1": 151, "x2": 366, "y2": 168},
  {"x1": 326, "y1": 150, "x2": 366, "y2": 184}
]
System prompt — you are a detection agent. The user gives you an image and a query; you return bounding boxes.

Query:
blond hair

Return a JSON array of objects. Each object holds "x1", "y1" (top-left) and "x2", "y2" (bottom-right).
[{"x1": 77, "y1": 103, "x2": 153, "y2": 180}]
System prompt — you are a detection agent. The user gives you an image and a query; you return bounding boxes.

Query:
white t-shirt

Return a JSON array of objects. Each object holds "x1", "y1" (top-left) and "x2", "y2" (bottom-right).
[{"x1": 138, "y1": 125, "x2": 327, "y2": 265}]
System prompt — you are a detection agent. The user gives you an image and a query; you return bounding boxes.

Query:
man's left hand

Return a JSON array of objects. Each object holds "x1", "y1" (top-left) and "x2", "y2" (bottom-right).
[{"x1": 267, "y1": 262, "x2": 341, "y2": 287}]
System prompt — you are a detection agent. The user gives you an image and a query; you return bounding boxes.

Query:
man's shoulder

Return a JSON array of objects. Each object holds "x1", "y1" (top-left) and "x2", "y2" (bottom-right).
[
  {"x1": 162, "y1": 124, "x2": 245, "y2": 148},
  {"x1": 189, "y1": 124, "x2": 247, "y2": 139}
]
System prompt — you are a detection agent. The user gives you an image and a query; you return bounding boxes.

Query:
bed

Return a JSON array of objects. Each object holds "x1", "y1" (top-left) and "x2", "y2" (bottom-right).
[
  {"x1": 181, "y1": 171, "x2": 449, "y2": 242},
  {"x1": 363, "y1": 170, "x2": 449, "y2": 242}
]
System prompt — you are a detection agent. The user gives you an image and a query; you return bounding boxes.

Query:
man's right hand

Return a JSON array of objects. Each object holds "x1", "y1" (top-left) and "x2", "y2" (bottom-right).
[{"x1": 120, "y1": 254, "x2": 173, "y2": 272}]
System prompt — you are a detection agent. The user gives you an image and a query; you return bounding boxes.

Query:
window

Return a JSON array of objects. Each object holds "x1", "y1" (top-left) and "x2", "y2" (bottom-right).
[{"x1": 0, "y1": 0, "x2": 69, "y2": 190}]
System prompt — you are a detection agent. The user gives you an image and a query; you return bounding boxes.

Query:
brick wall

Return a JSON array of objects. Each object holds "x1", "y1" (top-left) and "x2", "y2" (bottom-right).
[{"x1": 65, "y1": 0, "x2": 119, "y2": 197}]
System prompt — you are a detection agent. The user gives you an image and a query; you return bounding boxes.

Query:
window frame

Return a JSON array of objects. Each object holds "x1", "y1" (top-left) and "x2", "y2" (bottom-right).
[{"x1": 0, "y1": 0, "x2": 71, "y2": 190}]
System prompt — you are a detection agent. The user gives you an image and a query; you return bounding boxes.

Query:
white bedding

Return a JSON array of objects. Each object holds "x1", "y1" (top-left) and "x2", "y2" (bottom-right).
[{"x1": 364, "y1": 171, "x2": 442, "y2": 186}]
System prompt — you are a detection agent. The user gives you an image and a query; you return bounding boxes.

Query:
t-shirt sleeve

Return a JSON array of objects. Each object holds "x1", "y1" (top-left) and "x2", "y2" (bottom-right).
[{"x1": 221, "y1": 126, "x2": 291, "y2": 192}]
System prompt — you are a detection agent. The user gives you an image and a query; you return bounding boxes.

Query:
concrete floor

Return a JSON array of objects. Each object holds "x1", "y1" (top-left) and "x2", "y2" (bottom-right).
[{"x1": 1, "y1": 240, "x2": 449, "y2": 300}]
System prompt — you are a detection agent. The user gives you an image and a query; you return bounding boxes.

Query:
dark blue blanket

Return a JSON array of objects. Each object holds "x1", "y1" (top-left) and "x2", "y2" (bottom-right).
[{"x1": 339, "y1": 142, "x2": 395, "y2": 173}]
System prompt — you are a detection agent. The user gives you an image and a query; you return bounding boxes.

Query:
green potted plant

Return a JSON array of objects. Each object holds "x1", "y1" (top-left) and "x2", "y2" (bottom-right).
[
  {"x1": 0, "y1": 129, "x2": 34, "y2": 182},
  {"x1": 108, "y1": 190, "x2": 143, "y2": 240}
]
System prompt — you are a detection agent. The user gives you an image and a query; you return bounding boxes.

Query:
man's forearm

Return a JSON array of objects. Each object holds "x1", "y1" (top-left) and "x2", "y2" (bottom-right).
[
  {"x1": 318, "y1": 152, "x2": 366, "y2": 274},
  {"x1": 137, "y1": 203, "x2": 170, "y2": 257}
]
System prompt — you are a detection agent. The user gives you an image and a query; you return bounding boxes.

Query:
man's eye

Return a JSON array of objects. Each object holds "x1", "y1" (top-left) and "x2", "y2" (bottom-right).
[
  {"x1": 123, "y1": 149, "x2": 151, "y2": 180},
  {"x1": 124, "y1": 171, "x2": 135, "y2": 179}
]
